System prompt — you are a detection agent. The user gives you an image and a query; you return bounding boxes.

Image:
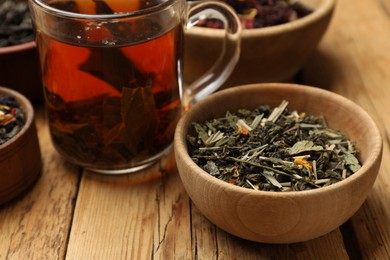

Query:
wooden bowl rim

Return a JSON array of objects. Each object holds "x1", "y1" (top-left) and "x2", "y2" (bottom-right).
[
  {"x1": 186, "y1": 0, "x2": 336, "y2": 38},
  {"x1": 0, "y1": 86, "x2": 35, "y2": 150},
  {"x1": 0, "y1": 41, "x2": 36, "y2": 55},
  {"x1": 175, "y1": 83, "x2": 383, "y2": 198}
]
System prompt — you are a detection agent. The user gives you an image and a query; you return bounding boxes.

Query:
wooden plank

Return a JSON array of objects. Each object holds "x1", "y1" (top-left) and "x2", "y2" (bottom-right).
[
  {"x1": 67, "y1": 153, "x2": 349, "y2": 259},
  {"x1": 65, "y1": 151, "x2": 193, "y2": 259},
  {"x1": 349, "y1": 129, "x2": 390, "y2": 257},
  {"x1": 0, "y1": 107, "x2": 80, "y2": 260},
  {"x1": 67, "y1": 140, "x2": 349, "y2": 259},
  {"x1": 301, "y1": 0, "x2": 390, "y2": 258},
  {"x1": 191, "y1": 203, "x2": 349, "y2": 259}
]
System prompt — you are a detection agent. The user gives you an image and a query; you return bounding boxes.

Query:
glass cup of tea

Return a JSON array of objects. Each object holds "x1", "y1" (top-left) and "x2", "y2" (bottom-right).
[{"x1": 29, "y1": 0, "x2": 241, "y2": 174}]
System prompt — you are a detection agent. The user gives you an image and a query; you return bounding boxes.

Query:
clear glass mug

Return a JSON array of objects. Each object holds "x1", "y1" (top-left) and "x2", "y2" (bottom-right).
[{"x1": 29, "y1": 0, "x2": 241, "y2": 174}]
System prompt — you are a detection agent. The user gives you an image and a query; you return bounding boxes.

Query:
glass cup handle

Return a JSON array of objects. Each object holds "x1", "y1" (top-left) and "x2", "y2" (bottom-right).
[{"x1": 183, "y1": 1, "x2": 242, "y2": 110}]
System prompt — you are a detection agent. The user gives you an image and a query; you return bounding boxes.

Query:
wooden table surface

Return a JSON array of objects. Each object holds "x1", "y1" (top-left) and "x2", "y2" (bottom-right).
[{"x1": 1, "y1": 0, "x2": 390, "y2": 259}]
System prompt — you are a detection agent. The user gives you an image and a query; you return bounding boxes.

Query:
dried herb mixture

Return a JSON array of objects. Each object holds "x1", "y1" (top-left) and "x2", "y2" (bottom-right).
[
  {"x1": 192, "y1": 0, "x2": 313, "y2": 29},
  {"x1": 0, "y1": 94, "x2": 25, "y2": 144},
  {"x1": 187, "y1": 100, "x2": 362, "y2": 192},
  {"x1": 0, "y1": 0, "x2": 34, "y2": 47}
]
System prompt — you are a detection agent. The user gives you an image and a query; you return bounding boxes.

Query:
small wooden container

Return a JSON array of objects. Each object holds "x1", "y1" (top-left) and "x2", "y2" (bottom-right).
[{"x1": 0, "y1": 86, "x2": 42, "y2": 205}]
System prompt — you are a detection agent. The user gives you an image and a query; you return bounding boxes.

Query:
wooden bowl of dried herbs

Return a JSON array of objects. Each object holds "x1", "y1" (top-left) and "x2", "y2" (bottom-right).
[
  {"x1": 174, "y1": 83, "x2": 382, "y2": 243},
  {"x1": 0, "y1": 0, "x2": 43, "y2": 104},
  {"x1": 183, "y1": 0, "x2": 336, "y2": 88},
  {"x1": 0, "y1": 86, "x2": 42, "y2": 205}
]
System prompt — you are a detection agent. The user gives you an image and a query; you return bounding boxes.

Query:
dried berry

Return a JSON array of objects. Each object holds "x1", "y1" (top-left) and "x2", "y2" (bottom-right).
[
  {"x1": 192, "y1": 0, "x2": 313, "y2": 29},
  {"x1": 0, "y1": 94, "x2": 25, "y2": 144}
]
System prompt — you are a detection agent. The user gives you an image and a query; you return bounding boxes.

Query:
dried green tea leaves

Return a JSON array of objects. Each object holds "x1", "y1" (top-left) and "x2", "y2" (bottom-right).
[
  {"x1": 0, "y1": 94, "x2": 25, "y2": 144},
  {"x1": 287, "y1": 140, "x2": 323, "y2": 155},
  {"x1": 187, "y1": 100, "x2": 362, "y2": 192}
]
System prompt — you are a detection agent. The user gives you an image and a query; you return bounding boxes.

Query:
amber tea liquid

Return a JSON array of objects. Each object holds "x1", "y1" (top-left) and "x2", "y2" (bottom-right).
[{"x1": 34, "y1": 0, "x2": 183, "y2": 172}]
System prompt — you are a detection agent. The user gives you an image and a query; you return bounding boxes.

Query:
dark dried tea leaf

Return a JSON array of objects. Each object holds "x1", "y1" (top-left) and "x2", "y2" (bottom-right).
[
  {"x1": 0, "y1": 0, "x2": 34, "y2": 46},
  {"x1": 121, "y1": 83, "x2": 158, "y2": 154},
  {"x1": 187, "y1": 100, "x2": 362, "y2": 192},
  {"x1": 79, "y1": 47, "x2": 152, "y2": 93},
  {"x1": 93, "y1": 0, "x2": 114, "y2": 14}
]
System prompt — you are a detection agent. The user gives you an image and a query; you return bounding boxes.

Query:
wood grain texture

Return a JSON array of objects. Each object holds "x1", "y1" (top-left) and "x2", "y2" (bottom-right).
[
  {"x1": 0, "y1": 107, "x2": 80, "y2": 260},
  {"x1": 301, "y1": 0, "x2": 390, "y2": 258},
  {"x1": 2, "y1": 0, "x2": 390, "y2": 258},
  {"x1": 66, "y1": 148, "x2": 350, "y2": 259},
  {"x1": 66, "y1": 151, "x2": 193, "y2": 259},
  {"x1": 191, "y1": 203, "x2": 349, "y2": 259}
]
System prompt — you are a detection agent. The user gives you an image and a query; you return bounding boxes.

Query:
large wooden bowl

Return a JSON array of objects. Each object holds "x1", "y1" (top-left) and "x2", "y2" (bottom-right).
[
  {"x1": 174, "y1": 83, "x2": 383, "y2": 243},
  {"x1": 183, "y1": 0, "x2": 336, "y2": 88},
  {"x1": 0, "y1": 86, "x2": 42, "y2": 205}
]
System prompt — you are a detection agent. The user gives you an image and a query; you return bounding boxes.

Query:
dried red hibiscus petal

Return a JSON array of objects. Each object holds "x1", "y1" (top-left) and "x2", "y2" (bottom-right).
[
  {"x1": 0, "y1": 94, "x2": 25, "y2": 144},
  {"x1": 192, "y1": 0, "x2": 313, "y2": 29}
]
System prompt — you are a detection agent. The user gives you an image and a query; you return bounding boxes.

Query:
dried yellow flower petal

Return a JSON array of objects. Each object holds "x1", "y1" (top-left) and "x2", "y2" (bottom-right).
[
  {"x1": 237, "y1": 124, "x2": 249, "y2": 135},
  {"x1": 294, "y1": 157, "x2": 313, "y2": 173}
]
